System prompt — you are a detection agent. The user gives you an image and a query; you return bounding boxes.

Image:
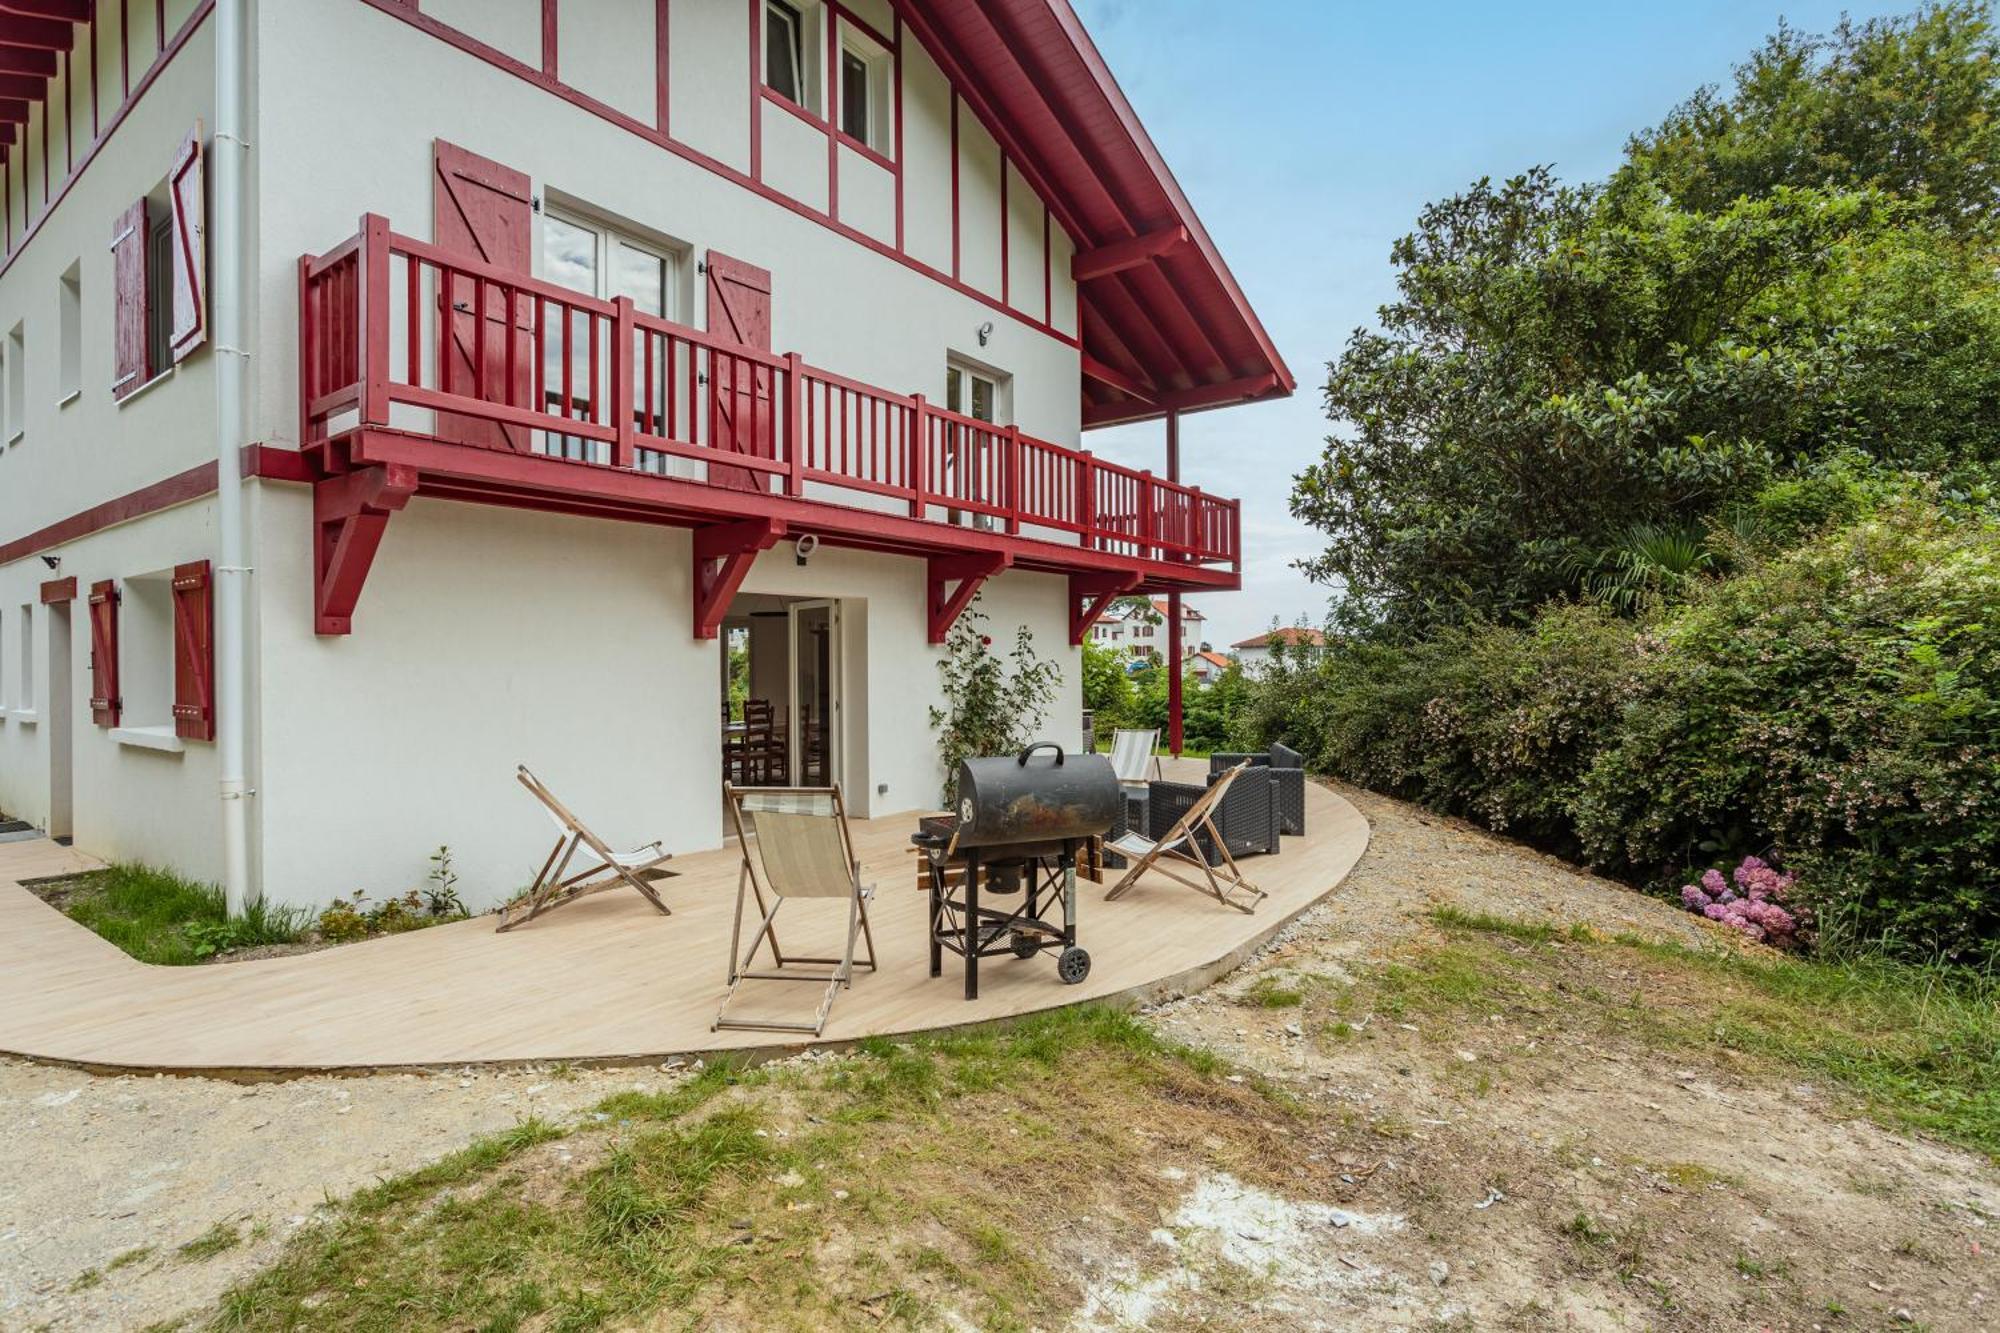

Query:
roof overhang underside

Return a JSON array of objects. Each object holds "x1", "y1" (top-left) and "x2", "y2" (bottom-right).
[{"x1": 902, "y1": 0, "x2": 1294, "y2": 429}]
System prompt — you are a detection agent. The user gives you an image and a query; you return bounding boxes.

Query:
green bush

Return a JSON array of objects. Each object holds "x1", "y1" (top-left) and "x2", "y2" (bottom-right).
[
  {"x1": 1249, "y1": 483, "x2": 2000, "y2": 962},
  {"x1": 1575, "y1": 491, "x2": 2000, "y2": 959},
  {"x1": 1245, "y1": 606, "x2": 1635, "y2": 855}
]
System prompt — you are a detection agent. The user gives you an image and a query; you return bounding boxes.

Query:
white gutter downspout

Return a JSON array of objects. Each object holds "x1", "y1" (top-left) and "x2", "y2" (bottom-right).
[{"x1": 214, "y1": 0, "x2": 252, "y2": 914}]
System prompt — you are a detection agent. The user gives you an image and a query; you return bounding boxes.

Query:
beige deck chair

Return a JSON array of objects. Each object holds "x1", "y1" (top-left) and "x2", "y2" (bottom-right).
[
  {"x1": 716, "y1": 784, "x2": 878, "y2": 1036},
  {"x1": 1104, "y1": 762, "x2": 1268, "y2": 915},
  {"x1": 499, "y1": 766, "x2": 676, "y2": 932},
  {"x1": 1108, "y1": 727, "x2": 1163, "y2": 790}
]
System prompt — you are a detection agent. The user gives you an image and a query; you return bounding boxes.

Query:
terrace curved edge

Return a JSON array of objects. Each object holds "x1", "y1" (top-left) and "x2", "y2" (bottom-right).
[{"x1": 0, "y1": 768, "x2": 1368, "y2": 1076}]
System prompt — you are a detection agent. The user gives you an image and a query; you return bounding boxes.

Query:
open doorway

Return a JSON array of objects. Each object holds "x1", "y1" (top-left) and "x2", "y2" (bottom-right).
[
  {"x1": 45, "y1": 600, "x2": 72, "y2": 842},
  {"x1": 719, "y1": 593, "x2": 843, "y2": 791}
]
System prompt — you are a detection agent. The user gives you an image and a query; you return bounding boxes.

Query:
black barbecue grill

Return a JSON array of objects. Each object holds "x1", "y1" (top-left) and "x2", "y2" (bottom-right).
[{"x1": 911, "y1": 742, "x2": 1119, "y2": 999}]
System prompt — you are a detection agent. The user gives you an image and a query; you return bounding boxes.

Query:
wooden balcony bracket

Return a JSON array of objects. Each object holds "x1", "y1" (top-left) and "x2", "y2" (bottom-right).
[
  {"x1": 1068, "y1": 570, "x2": 1140, "y2": 645},
  {"x1": 927, "y1": 551, "x2": 1011, "y2": 644},
  {"x1": 313, "y1": 464, "x2": 418, "y2": 635},
  {"x1": 693, "y1": 517, "x2": 787, "y2": 640}
]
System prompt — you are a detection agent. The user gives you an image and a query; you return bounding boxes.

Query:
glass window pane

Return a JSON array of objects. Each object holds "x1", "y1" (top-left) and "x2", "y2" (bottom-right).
[
  {"x1": 766, "y1": 2, "x2": 801, "y2": 102},
  {"x1": 617, "y1": 243, "x2": 668, "y2": 318},
  {"x1": 945, "y1": 366, "x2": 962, "y2": 415},
  {"x1": 971, "y1": 375, "x2": 994, "y2": 423},
  {"x1": 841, "y1": 50, "x2": 870, "y2": 142},
  {"x1": 542, "y1": 214, "x2": 598, "y2": 296}
]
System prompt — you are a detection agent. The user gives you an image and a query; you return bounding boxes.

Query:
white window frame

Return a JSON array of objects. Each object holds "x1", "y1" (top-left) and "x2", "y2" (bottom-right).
[
  {"x1": 837, "y1": 23, "x2": 892, "y2": 155},
  {"x1": 58, "y1": 260, "x2": 81, "y2": 405},
  {"x1": 14, "y1": 602, "x2": 32, "y2": 718},
  {"x1": 945, "y1": 355, "x2": 1010, "y2": 426},
  {"x1": 5, "y1": 322, "x2": 22, "y2": 445},
  {"x1": 537, "y1": 201, "x2": 690, "y2": 468},
  {"x1": 763, "y1": 0, "x2": 824, "y2": 116}
]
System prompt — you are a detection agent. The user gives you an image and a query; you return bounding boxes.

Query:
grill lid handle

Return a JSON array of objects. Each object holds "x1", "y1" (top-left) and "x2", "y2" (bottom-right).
[{"x1": 1016, "y1": 741, "x2": 1065, "y2": 767}]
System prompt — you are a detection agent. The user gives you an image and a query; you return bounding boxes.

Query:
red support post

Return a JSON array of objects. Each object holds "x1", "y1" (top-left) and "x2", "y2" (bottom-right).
[
  {"x1": 908, "y1": 393, "x2": 928, "y2": 517},
  {"x1": 611, "y1": 295, "x2": 636, "y2": 470},
  {"x1": 1004, "y1": 423, "x2": 1022, "y2": 535},
  {"x1": 1165, "y1": 408, "x2": 1183, "y2": 758},
  {"x1": 359, "y1": 213, "x2": 391, "y2": 428},
  {"x1": 784, "y1": 351, "x2": 804, "y2": 496},
  {"x1": 1077, "y1": 452, "x2": 1095, "y2": 549}
]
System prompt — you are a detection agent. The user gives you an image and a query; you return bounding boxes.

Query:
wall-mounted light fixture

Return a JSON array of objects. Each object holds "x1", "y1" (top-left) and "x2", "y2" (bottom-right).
[
  {"x1": 794, "y1": 533, "x2": 820, "y2": 566},
  {"x1": 976, "y1": 320, "x2": 994, "y2": 347}
]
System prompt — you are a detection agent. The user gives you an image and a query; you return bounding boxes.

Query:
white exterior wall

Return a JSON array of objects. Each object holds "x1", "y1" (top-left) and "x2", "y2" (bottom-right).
[
  {"x1": 1, "y1": 0, "x2": 1110, "y2": 909},
  {"x1": 250, "y1": 488, "x2": 718, "y2": 912},
  {"x1": 0, "y1": 501, "x2": 223, "y2": 881},
  {"x1": 0, "y1": 15, "x2": 219, "y2": 868}
]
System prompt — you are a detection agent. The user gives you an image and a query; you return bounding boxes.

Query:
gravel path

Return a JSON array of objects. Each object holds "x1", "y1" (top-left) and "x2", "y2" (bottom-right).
[{"x1": 0, "y1": 1059, "x2": 702, "y2": 1331}]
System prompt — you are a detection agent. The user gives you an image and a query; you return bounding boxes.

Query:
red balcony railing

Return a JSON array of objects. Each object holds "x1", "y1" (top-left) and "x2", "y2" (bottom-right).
[{"x1": 300, "y1": 216, "x2": 1239, "y2": 570}]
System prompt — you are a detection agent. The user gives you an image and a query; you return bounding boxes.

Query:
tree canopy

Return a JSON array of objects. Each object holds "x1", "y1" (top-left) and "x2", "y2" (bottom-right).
[{"x1": 1293, "y1": 2, "x2": 2000, "y2": 633}]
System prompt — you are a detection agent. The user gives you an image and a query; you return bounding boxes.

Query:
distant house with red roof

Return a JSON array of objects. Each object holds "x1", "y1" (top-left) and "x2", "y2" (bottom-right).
[
  {"x1": 1180, "y1": 648, "x2": 1235, "y2": 685},
  {"x1": 1230, "y1": 627, "x2": 1327, "y2": 676}
]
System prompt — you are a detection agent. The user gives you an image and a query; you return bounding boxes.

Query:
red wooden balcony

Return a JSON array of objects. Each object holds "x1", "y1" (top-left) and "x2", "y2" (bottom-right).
[{"x1": 295, "y1": 218, "x2": 1240, "y2": 640}]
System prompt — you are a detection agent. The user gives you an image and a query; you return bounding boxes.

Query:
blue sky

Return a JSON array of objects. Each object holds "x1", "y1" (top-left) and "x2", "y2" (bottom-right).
[{"x1": 1072, "y1": 0, "x2": 1915, "y2": 648}]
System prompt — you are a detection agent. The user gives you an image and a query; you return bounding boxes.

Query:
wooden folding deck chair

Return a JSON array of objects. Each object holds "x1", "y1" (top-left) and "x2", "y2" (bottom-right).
[
  {"x1": 498, "y1": 766, "x2": 677, "y2": 932},
  {"x1": 716, "y1": 784, "x2": 878, "y2": 1037},
  {"x1": 1103, "y1": 762, "x2": 1268, "y2": 914},
  {"x1": 1108, "y1": 727, "x2": 1163, "y2": 790}
]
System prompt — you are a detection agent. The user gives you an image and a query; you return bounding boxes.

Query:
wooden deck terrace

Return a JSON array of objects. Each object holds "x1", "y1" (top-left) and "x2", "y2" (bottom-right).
[{"x1": 0, "y1": 762, "x2": 1367, "y2": 1075}]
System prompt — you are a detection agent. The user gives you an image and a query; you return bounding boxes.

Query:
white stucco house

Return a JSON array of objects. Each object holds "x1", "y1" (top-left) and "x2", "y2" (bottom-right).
[
  {"x1": 1231, "y1": 627, "x2": 1325, "y2": 677},
  {"x1": 1087, "y1": 596, "x2": 1205, "y2": 661},
  {"x1": 0, "y1": 0, "x2": 1290, "y2": 913}
]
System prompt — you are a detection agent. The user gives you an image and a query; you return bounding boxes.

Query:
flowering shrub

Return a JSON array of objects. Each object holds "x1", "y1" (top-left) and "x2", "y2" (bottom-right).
[{"x1": 1678, "y1": 857, "x2": 1803, "y2": 948}]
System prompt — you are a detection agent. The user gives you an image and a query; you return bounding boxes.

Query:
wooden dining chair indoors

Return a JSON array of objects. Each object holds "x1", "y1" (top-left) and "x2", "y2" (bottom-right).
[
  {"x1": 499, "y1": 766, "x2": 677, "y2": 932},
  {"x1": 1103, "y1": 762, "x2": 1267, "y2": 914}
]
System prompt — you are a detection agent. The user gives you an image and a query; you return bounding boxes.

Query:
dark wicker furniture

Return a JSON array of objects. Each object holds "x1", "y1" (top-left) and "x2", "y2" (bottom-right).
[
  {"x1": 1208, "y1": 745, "x2": 1306, "y2": 837},
  {"x1": 1149, "y1": 767, "x2": 1281, "y2": 859}
]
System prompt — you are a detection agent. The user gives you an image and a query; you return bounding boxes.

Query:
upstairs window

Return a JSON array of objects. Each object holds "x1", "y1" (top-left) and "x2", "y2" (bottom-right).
[
  {"x1": 5, "y1": 322, "x2": 21, "y2": 445},
  {"x1": 764, "y1": 0, "x2": 814, "y2": 111},
  {"x1": 838, "y1": 26, "x2": 892, "y2": 154},
  {"x1": 58, "y1": 261, "x2": 80, "y2": 403},
  {"x1": 111, "y1": 124, "x2": 205, "y2": 402}
]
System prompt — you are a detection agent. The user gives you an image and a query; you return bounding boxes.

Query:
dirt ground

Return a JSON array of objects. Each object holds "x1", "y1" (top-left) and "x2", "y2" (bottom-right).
[{"x1": 1, "y1": 782, "x2": 1995, "y2": 1331}]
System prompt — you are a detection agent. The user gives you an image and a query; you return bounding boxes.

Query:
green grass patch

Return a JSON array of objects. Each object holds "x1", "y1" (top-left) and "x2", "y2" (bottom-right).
[
  {"x1": 33, "y1": 865, "x2": 310, "y2": 966},
  {"x1": 1412, "y1": 909, "x2": 2000, "y2": 1157},
  {"x1": 108, "y1": 1246, "x2": 155, "y2": 1272},
  {"x1": 208, "y1": 1006, "x2": 1289, "y2": 1332},
  {"x1": 176, "y1": 1223, "x2": 242, "y2": 1262}
]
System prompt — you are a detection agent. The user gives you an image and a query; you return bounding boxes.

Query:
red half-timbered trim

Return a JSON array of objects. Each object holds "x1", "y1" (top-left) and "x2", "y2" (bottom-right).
[
  {"x1": 86, "y1": 577, "x2": 118, "y2": 726},
  {"x1": 170, "y1": 559, "x2": 214, "y2": 741},
  {"x1": 0, "y1": 0, "x2": 214, "y2": 283},
  {"x1": 357, "y1": 0, "x2": 1079, "y2": 354}
]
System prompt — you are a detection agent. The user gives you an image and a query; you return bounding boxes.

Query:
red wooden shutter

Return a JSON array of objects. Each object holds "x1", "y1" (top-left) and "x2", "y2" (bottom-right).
[
  {"x1": 433, "y1": 139, "x2": 534, "y2": 451},
  {"x1": 87, "y1": 579, "x2": 120, "y2": 727},
  {"x1": 111, "y1": 200, "x2": 149, "y2": 400},
  {"x1": 705, "y1": 251, "x2": 774, "y2": 492},
  {"x1": 167, "y1": 123, "x2": 207, "y2": 363},
  {"x1": 171, "y1": 561, "x2": 214, "y2": 742}
]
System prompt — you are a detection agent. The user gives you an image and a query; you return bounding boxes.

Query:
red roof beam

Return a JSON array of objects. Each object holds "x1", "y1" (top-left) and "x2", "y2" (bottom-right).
[
  {"x1": 1080, "y1": 352, "x2": 1155, "y2": 404},
  {"x1": 1072, "y1": 224, "x2": 1189, "y2": 282},
  {"x1": 0, "y1": 72, "x2": 45, "y2": 99},
  {"x1": 0, "y1": 45, "x2": 56, "y2": 75},
  {"x1": 0, "y1": 14, "x2": 73, "y2": 51},
  {"x1": 0, "y1": 1, "x2": 90, "y2": 21},
  {"x1": 0, "y1": 97, "x2": 29, "y2": 122}
]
